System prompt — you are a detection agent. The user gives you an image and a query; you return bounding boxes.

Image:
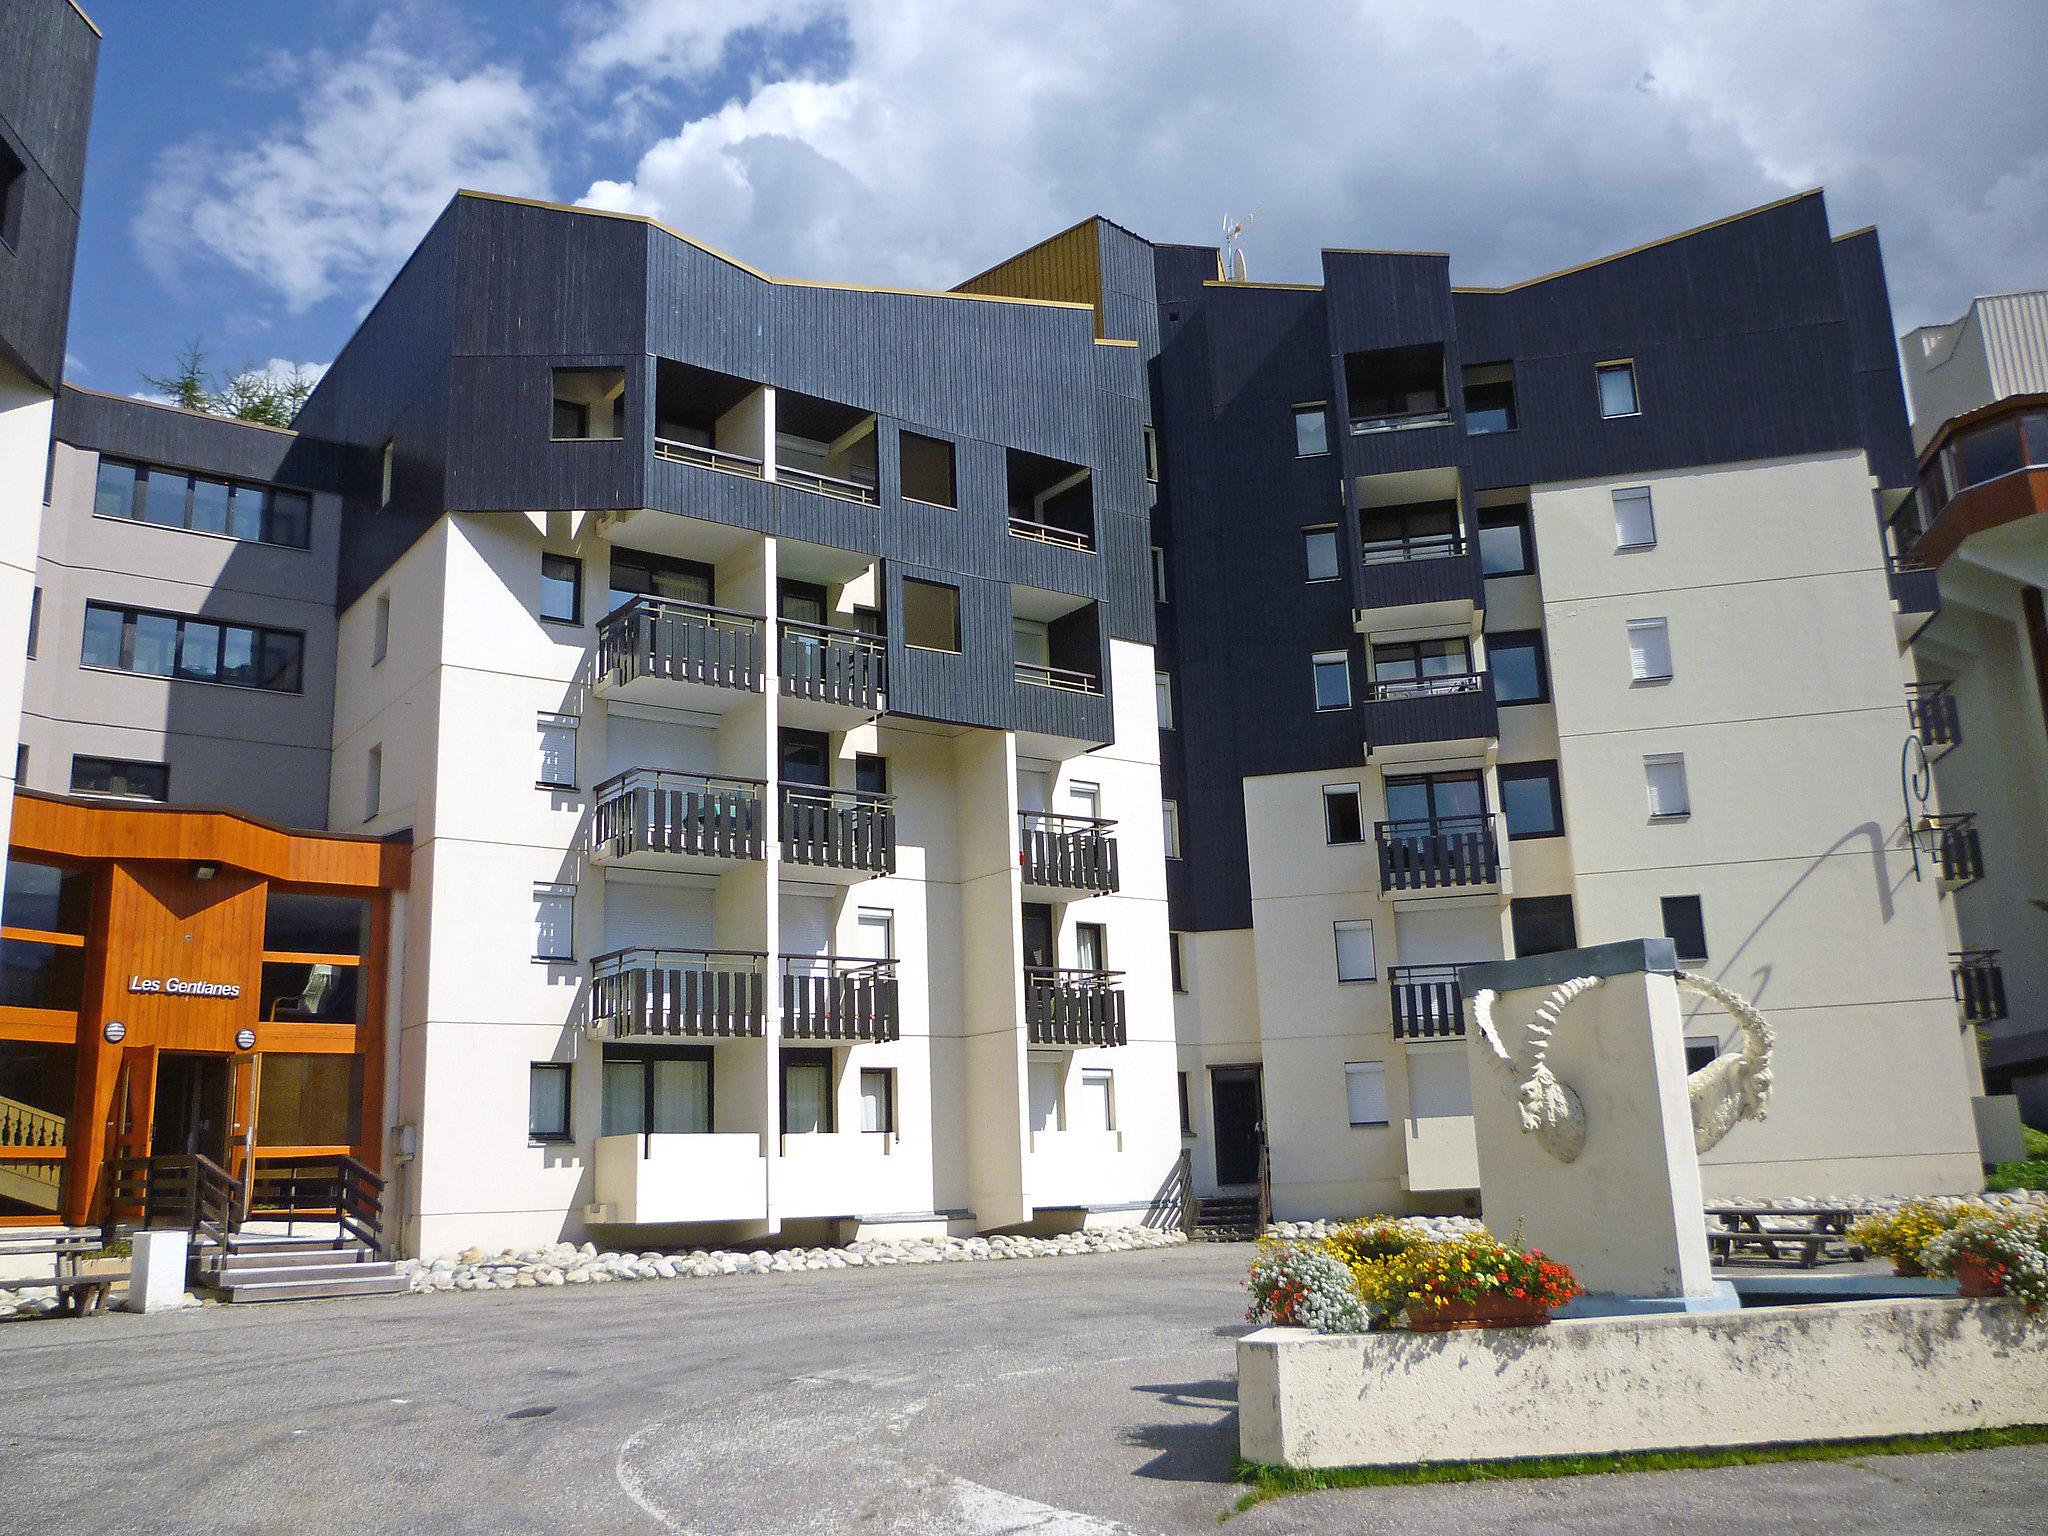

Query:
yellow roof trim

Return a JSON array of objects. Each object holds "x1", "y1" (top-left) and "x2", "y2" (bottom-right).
[
  {"x1": 457, "y1": 189, "x2": 1093, "y2": 314},
  {"x1": 66, "y1": 0, "x2": 101, "y2": 38},
  {"x1": 1201, "y1": 280, "x2": 1325, "y2": 293},
  {"x1": 1831, "y1": 225, "x2": 1877, "y2": 243},
  {"x1": 1094, "y1": 337, "x2": 1139, "y2": 348},
  {"x1": 60, "y1": 382, "x2": 300, "y2": 436},
  {"x1": 1322, "y1": 248, "x2": 1452, "y2": 259},
  {"x1": 1452, "y1": 189, "x2": 1825, "y2": 294}
]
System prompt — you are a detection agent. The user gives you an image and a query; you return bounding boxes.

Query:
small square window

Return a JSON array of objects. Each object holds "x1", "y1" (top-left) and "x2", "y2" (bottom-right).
[
  {"x1": 1613, "y1": 486, "x2": 1657, "y2": 550},
  {"x1": 1323, "y1": 784, "x2": 1364, "y2": 844},
  {"x1": 1345, "y1": 1061, "x2": 1388, "y2": 1126},
  {"x1": 1334, "y1": 919, "x2": 1376, "y2": 983},
  {"x1": 1154, "y1": 671, "x2": 1174, "y2": 729},
  {"x1": 1487, "y1": 631, "x2": 1549, "y2": 704},
  {"x1": 1662, "y1": 895, "x2": 1708, "y2": 964},
  {"x1": 371, "y1": 593, "x2": 390, "y2": 664},
  {"x1": 529, "y1": 1062, "x2": 571, "y2": 1142},
  {"x1": 540, "y1": 554, "x2": 582, "y2": 625},
  {"x1": 1685, "y1": 1038, "x2": 1721, "y2": 1075},
  {"x1": 364, "y1": 743, "x2": 382, "y2": 821},
  {"x1": 899, "y1": 431, "x2": 957, "y2": 507},
  {"x1": 902, "y1": 577, "x2": 961, "y2": 652},
  {"x1": 537, "y1": 713, "x2": 578, "y2": 790},
  {"x1": 551, "y1": 367, "x2": 626, "y2": 440},
  {"x1": 1645, "y1": 753, "x2": 1690, "y2": 819},
  {"x1": 1303, "y1": 526, "x2": 1341, "y2": 582},
  {"x1": 1462, "y1": 362, "x2": 1517, "y2": 434},
  {"x1": 1628, "y1": 617, "x2": 1673, "y2": 682},
  {"x1": 534, "y1": 882, "x2": 576, "y2": 962},
  {"x1": 1596, "y1": 360, "x2": 1640, "y2": 419},
  {"x1": 1498, "y1": 761, "x2": 1563, "y2": 839},
  {"x1": 1477, "y1": 505, "x2": 1533, "y2": 577},
  {"x1": 855, "y1": 753, "x2": 889, "y2": 795},
  {"x1": 1510, "y1": 895, "x2": 1577, "y2": 958},
  {"x1": 1293, "y1": 404, "x2": 1330, "y2": 457},
  {"x1": 1312, "y1": 651, "x2": 1352, "y2": 711},
  {"x1": 1162, "y1": 800, "x2": 1182, "y2": 860},
  {"x1": 860, "y1": 1068, "x2": 896, "y2": 1134}
]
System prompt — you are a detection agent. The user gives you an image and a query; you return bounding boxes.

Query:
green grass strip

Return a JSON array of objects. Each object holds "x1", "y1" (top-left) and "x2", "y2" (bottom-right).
[{"x1": 1226, "y1": 1423, "x2": 2048, "y2": 1515}]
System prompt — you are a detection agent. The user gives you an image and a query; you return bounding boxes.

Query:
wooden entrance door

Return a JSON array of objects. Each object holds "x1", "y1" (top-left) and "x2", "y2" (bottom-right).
[{"x1": 1210, "y1": 1066, "x2": 1264, "y2": 1188}]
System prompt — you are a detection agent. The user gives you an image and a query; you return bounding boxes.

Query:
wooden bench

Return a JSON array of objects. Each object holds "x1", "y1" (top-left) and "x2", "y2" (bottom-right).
[
  {"x1": 0, "y1": 1231, "x2": 130, "y2": 1317},
  {"x1": 1704, "y1": 1206, "x2": 1864, "y2": 1269}
]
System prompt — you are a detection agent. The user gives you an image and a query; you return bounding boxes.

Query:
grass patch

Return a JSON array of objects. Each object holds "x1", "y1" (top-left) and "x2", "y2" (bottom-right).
[
  {"x1": 1226, "y1": 1424, "x2": 2048, "y2": 1515},
  {"x1": 2025, "y1": 1124, "x2": 2048, "y2": 1161},
  {"x1": 1987, "y1": 1158, "x2": 2048, "y2": 1193}
]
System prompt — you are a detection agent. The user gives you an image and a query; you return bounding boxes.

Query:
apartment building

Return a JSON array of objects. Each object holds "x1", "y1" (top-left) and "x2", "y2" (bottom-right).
[
  {"x1": 964, "y1": 194, "x2": 1988, "y2": 1212},
  {"x1": 1895, "y1": 292, "x2": 2048, "y2": 1124}
]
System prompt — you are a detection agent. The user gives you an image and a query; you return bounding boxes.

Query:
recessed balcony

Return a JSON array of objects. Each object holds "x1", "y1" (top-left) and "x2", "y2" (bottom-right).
[
  {"x1": 1375, "y1": 815, "x2": 1501, "y2": 897},
  {"x1": 653, "y1": 436, "x2": 764, "y2": 479},
  {"x1": 597, "y1": 595, "x2": 765, "y2": 713},
  {"x1": 590, "y1": 769, "x2": 766, "y2": 873},
  {"x1": 1018, "y1": 812, "x2": 1120, "y2": 899},
  {"x1": 591, "y1": 948, "x2": 768, "y2": 1038},
  {"x1": 781, "y1": 956, "x2": 900, "y2": 1042},
  {"x1": 1024, "y1": 967, "x2": 1127, "y2": 1047},
  {"x1": 1388, "y1": 964, "x2": 1467, "y2": 1039},
  {"x1": 1362, "y1": 670, "x2": 1499, "y2": 756},
  {"x1": 780, "y1": 787, "x2": 896, "y2": 880},
  {"x1": 779, "y1": 619, "x2": 886, "y2": 728},
  {"x1": 1952, "y1": 950, "x2": 2007, "y2": 1025}
]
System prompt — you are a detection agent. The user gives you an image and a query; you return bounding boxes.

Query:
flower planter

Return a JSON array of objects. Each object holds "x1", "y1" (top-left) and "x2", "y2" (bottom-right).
[
  {"x1": 1405, "y1": 1296, "x2": 1552, "y2": 1332},
  {"x1": 1952, "y1": 1256, "x2": 2002, "y2": 1298}
]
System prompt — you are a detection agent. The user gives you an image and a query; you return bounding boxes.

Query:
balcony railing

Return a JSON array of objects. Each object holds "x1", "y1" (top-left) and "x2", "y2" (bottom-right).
[
  {"x1": 592, "y1": 769, "x2": 765, "y2": 863},
  {"x1": 1350, "y1": 407, "x2": 1452, "y2": 434},
  {"x1": 1952, "y1": 950, "x2": 2008, "y2": 1025},
  {"x1": 1018, "y1": 812, "x2": 1120, "y2": 896},
  {"x1": 1007, "y1": 514, "x2": 1094, "y2": 553},
  {"x1": 1024, "y1": 967, "x2": 1127, "y2": 1047},
  {"x1": 598, "y1": 595, "x2": 764, "y2": 694},
  {"x1": 1376, "y1": 814, "x2": 1501, "y2": 893},
  {"x1": 776, "y1": 464, "x2": 880, "y2": 505},
  {"x1": 653, "y1": 436, "x2": 765, "y2": 480},
  {"x1": 1364, "y1": 670, "x2": 1486, "y2": 703},
  {"x1": 1361, "y1": 670, "x2": 1498, "y2": 750},
  {"x1": 1923, "y1": 813, "x2": 1985, "y2": 891},
  {"x1": 1905, "y1": 681, "x2": 1962, "y2": 751},
  {"x1": 1016, "y1": 661, "x2": 1102, "y2": 694},
  {"x1": 1389, "y1": 964, "x2": 1467, "y2": 1039},
  {"x1": 1359, "y1": 530, "x2": 1466, "y2": 567},
  {"x1": 780, "y1": 786, "x2": 896, "y2": 875},
  {"x1": 781, "y1": 620, "x2": 886, "y2": 712},
  {"x1": 781, "y1": 956, "x2": 900, "y2": 1041},
  {"x1": 592, "y1": 948, "x2": 767, "y2": 1038}
]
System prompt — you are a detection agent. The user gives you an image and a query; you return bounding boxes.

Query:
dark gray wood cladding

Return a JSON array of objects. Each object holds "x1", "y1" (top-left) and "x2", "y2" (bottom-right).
[
  {"x1": 56, "y1": 387, "x2": 344, "y2": 491},
  {"x1": 0, "y1": 0, "x2": 97, "y2": 390}
]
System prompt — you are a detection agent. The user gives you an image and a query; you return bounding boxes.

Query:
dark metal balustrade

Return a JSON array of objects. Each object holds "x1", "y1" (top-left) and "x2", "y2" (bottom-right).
[
  {"x1": 592, "y1": 769, "x2": 765, "y2": 862},
  {"x1": 598, "y1": 595, "x2": 764, "y2": 694},
  {"x1": 1905, "y1": 681, "x2": 1961, "y2": 751},
  {"x1": 781, "y1": 956, "x2": 900, "y2": 1041},
  {"x1": 592, "y1": 948, "x2": 767, "y2": 1038},
  {"x1": 1024, "y1": 967, "x2": 1127, "y2": 1047},
  {"x1": 1923, "y1": 813, "x2": 1985, "y2": 891},
  {"x1": 1375, "y1": 814, "x2": 1501, "y2": 893},
  {"x1": 780, "y1": 787, "x2": 896, "y2": 875},
  {"x1": 1952, "y1": 950, "x2": 2007, "y2": 1025},
  {"x1": 781, "y1": 620, "x2": 886, "y2": 712},
  {"x1": 1389, "y1": 964, "x2": 1467, "y2": 1039},
  {"x1": 1019, "y1": 812, "x2": 1120, "y2": 895}
]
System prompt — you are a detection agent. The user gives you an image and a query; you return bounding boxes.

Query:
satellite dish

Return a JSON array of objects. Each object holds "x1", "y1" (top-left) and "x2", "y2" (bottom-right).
[{"x1": 1220, "y1": 208, "x2": 1262, "y2": 282}]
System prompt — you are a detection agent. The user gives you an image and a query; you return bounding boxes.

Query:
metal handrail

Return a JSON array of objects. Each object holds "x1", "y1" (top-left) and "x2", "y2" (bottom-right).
[
  {"x1": 1018, "y1": 810, "x2": 1117, "y2": 832},
  {"x1": 776, "y1": 464, "x2": 880, "y2": 504},
  {"x1": 1350, "y1": 407, "x2": 1452, "y2": 433},
  {"x1": 1023, "y1": 965, "x2": 1126, "y2": 987},
  {"x1": 782, "y1": 784, "x2": 894, "y2": 809},
  {"x1": 594, "y1": 767, "x2": 767, "y2": 800},
  {"x1": 1359, "y1": 530, "x2": 1466, "y2": 565},
  {"x1": 1376, "y1": 813, "x2": 1494, "y2": 837},
  {"x1": 778, "y1": 953, "x2": 897, "y2": 978},
  {"x1": 1364, "y1": 670, "x2": 1486, "y2": 701},
  {"x1": 653, "y1": 437, "x2": 765, "y2": 478},
  {"x1": 781, "y1": 617, "x2": 885, "y2": 649},
  {"x1": 600, "y1": 592, "x2": 767, "y2": 632},
  {"x1": 593, "y1": 947, "x2": 770, "y2": 978},
  {"x1": 1016, "y1": 661, "x2": 1102, "y2": 693},
  {"x1": 1006, "y1": 515, "x2": 1094, "y2": 552}
]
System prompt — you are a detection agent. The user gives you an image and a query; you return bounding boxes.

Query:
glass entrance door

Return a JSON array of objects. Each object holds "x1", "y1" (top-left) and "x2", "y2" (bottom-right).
[{"x1": 150, "y1": 1052, "x2": 232, "y2": 1164}]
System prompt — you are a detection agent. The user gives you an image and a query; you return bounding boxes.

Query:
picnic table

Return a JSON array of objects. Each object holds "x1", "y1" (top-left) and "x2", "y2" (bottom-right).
[
  {"x1": 1704, "y1": 1205, "x2": 1865, "y2": 1269},
  {"x1": 0, "y1": 1231, "x2": 129, "y2": 1316}
]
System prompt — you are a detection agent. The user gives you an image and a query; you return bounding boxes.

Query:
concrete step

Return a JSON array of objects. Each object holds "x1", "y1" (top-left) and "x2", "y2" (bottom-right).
[
  {"x1": 215, "y1": 1246, "x2": 371, "y2": 1274},
  {"x1": 216, "y1": 1263, "x2": 408, "y2": 1303}
]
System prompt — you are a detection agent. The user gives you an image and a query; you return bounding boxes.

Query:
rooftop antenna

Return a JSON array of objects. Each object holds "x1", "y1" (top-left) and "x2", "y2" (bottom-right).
[{"x1": 1221, "y1": 208, "x2": 1260, "y2": 282}]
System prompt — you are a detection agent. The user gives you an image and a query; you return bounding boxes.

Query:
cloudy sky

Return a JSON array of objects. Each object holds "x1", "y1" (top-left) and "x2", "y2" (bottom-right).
[{"x1": 65, "y1": 0, "x2": 2048, "y2": 404}]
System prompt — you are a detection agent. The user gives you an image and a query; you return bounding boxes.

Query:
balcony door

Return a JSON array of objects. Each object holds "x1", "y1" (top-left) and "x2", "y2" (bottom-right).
[
  {"x1": 1021, "y1": 903, "x2": 1055, "y2": 972},
  {"x1": 779, "y1": 729, "x2": 831, "y2": 788},
  {"x1": 1210, "y1": 1065, "x2": 1264, "y2": 1188},
  {"x1": 609, "y1": 550, "x2": 715, "y2": 615}
]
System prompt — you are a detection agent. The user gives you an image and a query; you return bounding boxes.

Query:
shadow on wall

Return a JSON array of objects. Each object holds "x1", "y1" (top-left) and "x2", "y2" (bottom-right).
[{"x1": 1702, "y1": 819, "x2": 1893, "y2": 1020}]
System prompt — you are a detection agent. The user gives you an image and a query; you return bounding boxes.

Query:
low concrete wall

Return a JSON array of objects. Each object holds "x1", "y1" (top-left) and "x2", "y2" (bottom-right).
[{"x1": 1239, "y1": 1299, "x2": 2048, "y2": 1469}]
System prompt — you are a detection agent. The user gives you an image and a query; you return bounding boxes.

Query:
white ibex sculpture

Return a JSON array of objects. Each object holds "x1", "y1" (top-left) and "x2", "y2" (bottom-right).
[{"x1": 1469, "y1": 970, "x2": 1773, "y2": 1164}]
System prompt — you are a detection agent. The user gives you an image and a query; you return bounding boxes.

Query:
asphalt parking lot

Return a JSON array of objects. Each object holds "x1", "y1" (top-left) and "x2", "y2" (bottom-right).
[{"x1": 1, "y1": 1241, "x2": 2043, "y2": 1535}]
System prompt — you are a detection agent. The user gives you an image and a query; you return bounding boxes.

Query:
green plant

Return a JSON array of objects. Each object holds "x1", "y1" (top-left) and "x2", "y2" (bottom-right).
[
  {"x1": 1923, "y1": 1209, "x2": 2048, "y2": 1311},
  {"x1": 1988, "y1": 1160, "x2": 2048, "y2": 1193},
  {"x1": 1319, "y1": 1219, "x2": 1435, "y2": 1323},
  {"x1": 1245, "y1": 1241, "x2": 1370, "y2": 1334},
  {"x1": 1390, "y1": 1228, "x2": 1582, "y2": 1314},
  {"x1": 1847, "y1": 1200, "x2": 1996, "y2": 1267}
]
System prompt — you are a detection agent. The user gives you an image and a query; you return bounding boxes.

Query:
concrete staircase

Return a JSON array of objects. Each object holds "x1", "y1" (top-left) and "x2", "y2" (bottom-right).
[
  {"x1": 204, "y1": 1234, "x2": 408, "y2": 1303},
  {"x1": 1192, "y1": 1196, "x2": 1261, "y2": 1241}
]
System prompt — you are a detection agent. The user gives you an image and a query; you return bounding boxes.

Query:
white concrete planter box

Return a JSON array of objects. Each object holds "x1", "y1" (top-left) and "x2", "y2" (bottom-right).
[
  {"x1": 1239, "y1": 1298, "x2": 2048, "y2": 1470},
  {"x1": 594, "y1": 1133, "x2": 768, "y2": 1224},
  {"x1": 1026, "y1": 1129, "x2": 1123, "y2": 1207}
]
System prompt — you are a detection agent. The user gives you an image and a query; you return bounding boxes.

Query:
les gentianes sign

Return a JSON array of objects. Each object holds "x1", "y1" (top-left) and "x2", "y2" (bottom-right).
[{"x1": 127, "y1": 976, "x2": 243, "y2": 999}]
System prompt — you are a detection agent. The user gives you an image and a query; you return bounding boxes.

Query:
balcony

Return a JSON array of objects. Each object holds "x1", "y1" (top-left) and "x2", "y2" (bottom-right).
[
  {"x1": 1906, "y1": 681, "x2": 1961, "y2": 753},
  {"x1": 1923, "y1": 813, "x2": 1986, "y2": 892},
  {"x1": 594, "y1": 1132, "x2": 768, "y2": 1224},
  {"x1": 1008, "y1": 515, "x2": 1094, "y2": 553},
  {"x1": 779, "y1": 619, "x2": 886, "y2": 728},
  {"x1": 1375, "y1": 815, "x2": 1501, "y2": 896},
  {"x1": 1353, "y1": 530, "x2": 1486, "y2": 632},
  {"x1": 1953, "y1": 950, "x2": 2007, "y2": 1025},
  {"x1": 781, "y1": 956, "x2": 900, "y2": 1042},
  {"x1": 1018, "y1": 812, "x2": 1120, "y2": 899},
  {"x1": 1362, "y1": 671, "x2": 1499, "y2": 757},
  {"x1": 1024, "y1": 967, "x2": 1127, "y2": 1047},
  {"x1": 780, "y1": 787, "x2": 896, "y2": 880},
  {"x1": 778, "y1": 465, "x2": 880, "y2": 505},
  {"x1": 1016, "y1": 661, "x2": 1101, "y2": 694},
  {"x1": 591, "y1": 948, "x2": 767, "y2": 1038},
  {"x1": 590, "y1": 769, "x2": 766, "y2": 872},
  {"x1": 1389, "y1": 965, "x2": 1467, "y2": 1039},
  {"x1": 597, "y1": 595, "x2": 764, "y2": 713},
  {"x1": 652, "y1": 436, "x2": 764, "y2": 481}
]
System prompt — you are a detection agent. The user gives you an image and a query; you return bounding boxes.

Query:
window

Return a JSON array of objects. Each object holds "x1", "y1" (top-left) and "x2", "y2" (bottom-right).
[
  {"x1": 537, "y1": 713, "x2": 578, "y2": 790},
  {"x1": 780, "y1": 1049, "x2": 835, "y2": 1134},
  {"x1": 898, "y1": 431, "x2": 957, "y2": 507},
  {"x1": 1068, "y1": 780, "x2": 1101, "y2": 820},
  {"x1": 902, "y1": 577, "x2": 961, "y2": 652},
  {"x1": 1154, "y1": 671, "x2": 1174, "y2": 729},
  {"x1": 1169, "y1": 932, "x2": 1186, "y2": 994},
  {"x1": 1628, "y1": 617, "x2": 1673, "y2": 682},
  {"x1": 1662, "y1": 895, "x2": 1708, "y2": 964},
  {"x1": 1078, "y1": 1069, "x2": 1115, "y2": 1132},
  {"x1": 1359, "y1": 501, "x2": 1459, "y2": 561},
  {"x1": 1152, "y1": 546, "x2": 1168, "y2": 603},
  {"x1": 855, "y1": 907, "x2": 895, "y2": 960},
  {"x1": 1323, "y1": 784, "x2": 1364, "y2": 844},
  {"x1": 1369, "y1": 638, "x2": 1472, "y2": 697},
  {"x1": 1, "y1": 861, "x2": 91, "y2": 1011},
  {"x1": 1178, "y1": 1071, "x2": 1192, "y2": 1134},
  {"x1": 0, "y1": 133, "x2": 25, "y2": 253},
  {"x1": 259, "y1": 887, "x2": 370, "y2": 1027},
  {"x1": 1486, "y1": 630, "x2": 1549, "y2": 704},
  {"x1": 1345, "y1": 1061, "x2": 1389, "y2": 1126},
  {"x1": 540, "y1": 554, "x2": 582, "y2": 625},
  {"x1": 1162, "y1": 799, "x2": 1182, "y2": 860},
  {"x1": 1345, "y1": 343, "x2": 1447, "y2": 428},
  {"x1": 379, "y1": 441, "x2": 395, "y2": 507},
  {"x1": 1303, "y1": 525, "x2": 1341, "y2": 582},
  {"x1": 1143, "y1": 426, "x2": 1159, "y2": 483},
  {"x1": 1462, "y1": 362, "x2": 1517, "y2": 434},
  {"x1": 25, "y1": 587, "x2": 39, "y2": 658},
  {"x1": 255, "y1": 1054, "x2": 364, "y2": 1146},
  {"x1": 529, "y1": 1063, "x2": 571, "y2": 1142},
  {"x1": 1312, "y1": 651, "x2": 1352, "y2": 711},
  {"x1": 855, "y1": 753, "x2": 889, "y2": 796},
  {"x1": 533, "y1": 882, "x2": 575, "y2": 962},
  {"x1": 1498, "y1": 761, "x2": 1563, "y2": 840},
  {"x1": 1382, "y1": 769, "x2": 1484, "y2": 826},
  {"x1": 1613, "y1": 486, "x2": 1657, "y2": 550},
  {"x1": 92, "y1": 457, "x2": 311, "y2": 549},
  {"x1": 1685, "y1": 1038, "x2": 1721, "y2": 1075},
  {"x1": 860, "y1": 1068, "x2": 895, "y2": 1134},
  {"x1": 263, "y1": 892, "x2": 372, "y2": 956},
  {"x1": 80, "y1": 602, "x2": 304, "y2": 693},
  {"x1": 551, "y1": 367, "x2": 625, "y2": 441},
  {"x1": 1075, "y1": 922, "x2": 1107, "y2": 974},
  {"x1": 1596, "y1": 360, "x2": 1640, "y2": 418},
  {"x1": 1477, "y1": 504, "x2": 1533, "y2": 577},
  {"x1": 1012, "y1": 617, "x2": 1050, "y2": 669},
  {"x1": 602, "y1": 1047, "x2": 710, "y2": 1135},
  {"x1": 69, "y1": 755, "x2": 167, "y2": 802},
  {"x1": 609, "y1": 550, "x2": 714, "y2": 613},
  {"x1": 1645, "y1": 753, "x2": 1690, "y2": 819},
  {"x1": 371, "y1": 593, "x2": 390, "y2": 664},
  {"x1": 1027, "y1": 1055, "x2": 1062, "y2": 1132},
  {"x1": 1510, "y1": 895, "x2": 1578, "y2": 958},
  {"x1": 1333, "y1": 919, "x2": 1376, "y2": 983},
  {"x1": 364, "y1": 744, "x2": 382, "y2": 821},
  {"x1": 1293, "y1": 404, "x2": 1330, "y2": 456}
]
